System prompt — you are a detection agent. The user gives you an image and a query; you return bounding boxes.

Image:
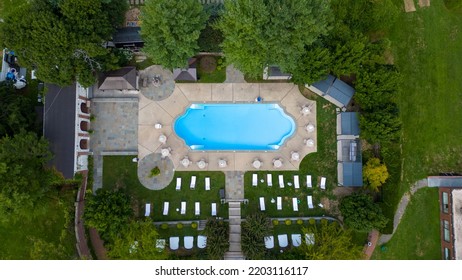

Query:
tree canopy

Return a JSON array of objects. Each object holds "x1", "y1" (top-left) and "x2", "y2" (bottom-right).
[
  {"x1": 141, "y1": 0, "x2": 207, "y2": 69},
  {"x1": 299, "y1": 221, "x2": 363, "y2": 260},
  {"x1": 203, "y1": 218, "x2": 229, "y2": 260},
  {"x1": 216, "y1": 0, "x2": 332, "y2": 78},
  {"x1": 340, "y1": 193, "x2": 388, "y2": 232},
  {"x1": 241, "y1": 212, "x2": 272, "y2": 260},
  {"x1": 0, "y1": 0, "x2": 127, "y2": 87},
  {"x1": 362, "y1": 157, "x2": 390, "y2": 192}
]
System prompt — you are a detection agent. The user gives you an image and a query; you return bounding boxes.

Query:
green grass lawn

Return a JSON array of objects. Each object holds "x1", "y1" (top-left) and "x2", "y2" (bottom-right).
[
  {"x1": 0, "y1": 190, "x2": 77, "y2": 259},
  {"x1": 372, "y1": 188, "x2": 441, "y2": 260},
  {"x1": 197, "y1": 66, "x2": 226, "y2": 83},
  {"x1": 102, "y1": 156, "x2": 228, "y2": 221}
]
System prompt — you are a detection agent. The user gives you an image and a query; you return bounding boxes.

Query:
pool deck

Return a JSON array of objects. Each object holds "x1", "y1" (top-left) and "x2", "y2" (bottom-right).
[{"x1": 138, "y1": 80, "x2": 317, "y2": 172}]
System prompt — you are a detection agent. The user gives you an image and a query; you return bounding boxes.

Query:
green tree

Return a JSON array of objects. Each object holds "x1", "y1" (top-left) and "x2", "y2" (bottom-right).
[
  {"x1": 362, "y1": 157, "x2": 390, "y2": 192},
  {"x1": 216, "y1": 0, "x2": 332, "y2": 78},
  {"x1": 84, "y1": 189, "x2": 133, "y2": 239},
  {"x1": 290, "y1": 45, "x2": 332, "y2": 85},
  {"x1": 299, "y1": 221, "x2": 363, "y2": 260},
  {"x1": 107, "y1": 219, "x2": 167, "y2": 260},
  {"x1": 29, "y1": 237, "x2": 68, "y2": 260},
  {"x1": 241, "y1": 212, "x2": 272, "y2": 260},
  {"x1": 0, "y1": 131, "x2": 57, "y2": 221},
  {"x1": 340, "y1": 193, "x2": 388, "y2": 232},
  {"x1": 141, "y1": 0, "x2": 207, "y2": 69},
  {"x1": 359, "y1": 104, "x2": 401, "y2": 145},
  {"x1": 203, "y1": 218, "x2": 229, "y2": 260},
  {"x1": 0, "y1": 0, "x2": 126, "y2": 87}
]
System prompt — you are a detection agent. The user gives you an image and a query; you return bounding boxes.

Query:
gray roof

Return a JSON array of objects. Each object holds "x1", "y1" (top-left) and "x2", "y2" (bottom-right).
[
  {"x1": 428, "y1": 176, "x2": 462, "y2": 188},
  {"x1": 112, "y1": 27, "x2": 143, "y2": 44},
  {"x1": 43, "y1": 83, "x2": 76, "y2": 179},
  {"x1": 173, "y1": 68, "x2": 197, "y2": 81},
  {"x1": 340, "y1": 112, "x2": 360, "y2": 135},
  {"x1": 268, "y1": 66, "x2": 291, "y2": 78},
  {"x1": 311, "y1": 75, "x2": 355, "y2": 107},
  {"x1": 99, "y1": 67, "x2": 137, "y2": 90},
  {"x1": 312, "y1": 74, "x2": 335, "y2": 93},
  {"x1": 341, "y1": 162, "x2": 363, "y2": 187}
]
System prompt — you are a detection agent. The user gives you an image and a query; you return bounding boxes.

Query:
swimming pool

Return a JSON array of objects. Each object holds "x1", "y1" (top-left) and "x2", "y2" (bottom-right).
[{"x1": 174, "y1": 103, "x2": 295, "y2": 150}]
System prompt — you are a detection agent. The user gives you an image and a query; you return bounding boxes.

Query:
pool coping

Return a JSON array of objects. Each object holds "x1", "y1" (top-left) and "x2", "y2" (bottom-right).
[{"x1": 138, "y1": 82, "x2": 317, "y2": 172}]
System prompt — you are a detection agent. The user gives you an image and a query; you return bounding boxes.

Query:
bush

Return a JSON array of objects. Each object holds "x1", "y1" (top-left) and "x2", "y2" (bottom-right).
[
  {"x1": 321, "y1": 219, "x2": 328, "y2": 226},
  {"x1": 297, "y1": 219, "x2": 303, "y2": 225},
  {"x1": 148, "y1": 166, "x2": 160, "y2": 178},
  {"x1": 191, "y1": 222, "x2": 198, "y2": 229},
  {"x1": 285, "y1": 219, "x2": 292, "y2": 226},
  {"x1": 161, "y1": 223, "x2": 169, "y2": 230},
  {"x1": 272, "y1": 220, "x2": 279, "y2": 226},
  {"x1": 176, "y1": 223, "x2": 183, "y2": 229},
  {"x1": 309, "y1": 219, "x2": 316, "y2": 225}
]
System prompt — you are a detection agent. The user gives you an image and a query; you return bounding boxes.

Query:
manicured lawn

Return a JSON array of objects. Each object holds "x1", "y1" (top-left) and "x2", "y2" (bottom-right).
[
  {"x1": 197, "y1": 56, "x2": 226, "y2": 83},
  {"x1": 197, "y1": 67, "x2": 226, "y2": 83},
  {"x1": 102, "y1": 156, "x2": 228, "y2": 221},
  {"x1": 372, "y1": 188, "x2": 441, "y2": 260},
  {"x1": 243, "y1": 93, "x2": 337, "y2": 218},
  {"x1": 379, "y1": 0, "x2": 462, "y2": 231},
  {"x1": 0, "y1": 190, "x2": 77, "y2": 259}
]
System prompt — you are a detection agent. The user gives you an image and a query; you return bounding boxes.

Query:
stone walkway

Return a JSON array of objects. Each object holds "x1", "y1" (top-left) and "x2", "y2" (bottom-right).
[
  {"x1": 224, "y1": 64, "x2": 246, "y2": 83},
  {"x1": 378, "y1": 178, "x2": 428, "y2": 245},
  {"x1": 224, "y1": 171, "x2": 245, "y2": 260},
  {"x1": 137, "y1": 152, "x2": 174, "y2": 190}
]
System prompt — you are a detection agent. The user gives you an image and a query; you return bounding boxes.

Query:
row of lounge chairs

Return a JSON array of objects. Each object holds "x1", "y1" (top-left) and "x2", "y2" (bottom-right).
[
  {"x1": 145, "y1": 202, "x2": 217, "y2": 216},
  {"x1": 252, "y1": 174, "x2": 326, "y2": 189},
  {"x1": 264, "y1": 233, "x2": 315, "y2": 249},
  {"x1": 259, "y1": 195, "x2": 319, "y2": 211},
  {"x1": 169, "y1": 235, "x2": 207, "y2": 250},
  {"x1": 176, "y1": 177, "x2": 211, "y2": 191}
]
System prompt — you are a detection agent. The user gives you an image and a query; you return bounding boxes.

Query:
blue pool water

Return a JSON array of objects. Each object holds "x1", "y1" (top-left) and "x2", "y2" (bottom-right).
[{"x1": 174, "y1": 103, "x2": 295, "y2": 150}]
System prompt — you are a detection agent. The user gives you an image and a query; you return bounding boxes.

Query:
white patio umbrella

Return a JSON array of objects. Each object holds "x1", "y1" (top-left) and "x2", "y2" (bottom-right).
[
  {"x1": 158, "y1": 134, "x2": 167, "y2": 144},
  {"x1": 154, "y1": 123, "x2": 162, "y2": 129},
  {"x1": 301, "y1": 105, "x2": 311, "y2": 115},
  {"x1": 218, "y1": 159, "x2": 227, "y2": 168},
  {"x1": 273, "y1": 159, "x2": 283, "y2": 168},
  {"x1": 291, "y1": 152, "x2": 300, "y2": 161},
  {"x1": 197, "y1": 159, "x2": 207, "y2": 169},
  {"x1": 161, "y1": 148, "x2": 170, "y2": 158},
  {"x1": 181, "y1": 157, "x2": 190, "y2": 168},
  {"x1": 252, "y1": 159, "x2": 262, "y2": 169},
  {"x1": 304, "y1": 138, "x2": 315, "y2": 147},
  {"x1": 306, "y1": 123, "x2": 315, "y2": 132}
]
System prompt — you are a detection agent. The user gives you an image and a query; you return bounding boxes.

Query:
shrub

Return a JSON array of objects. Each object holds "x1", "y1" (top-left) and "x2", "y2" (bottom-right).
[
  {"x1": 161, "y1": 223, "x2": 169, "y2": 230},
  {"x1": 297, "y1": 219, "x2": 303, "y2": 225},
  {"x1": 309, "y1": 219, "x2": 316, "y2": 225},
  {"x1": 148, "y1": 166, "x2": 160, "y2": 178},
  {"x1": 191, "y1": 222, "x2": 198, "y2": 229},
  {"x1": 176, "y1": 223, "x2": 183, "y2": 229},
  {"x1": 321, "y1": 219, "x2": 328, "y2": 226},
  {"x1": 272, "y1": 220, "x2": 279, "y2": 226},
  {"x1": 285, "y1": 219, "x2": 292, "y2": 226}
]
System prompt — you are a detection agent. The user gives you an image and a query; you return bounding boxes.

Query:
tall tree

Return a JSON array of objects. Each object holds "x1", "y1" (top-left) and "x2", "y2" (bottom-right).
[
  {"x1": 107, "y1": 219, "x2": 167, "y2": 260},
  {"x1": 241, "y1": 212, "x2": 272, "y2": 260},
  {"x1": 362, "y1": 157, "x2": 390, "y2": 192},
  {"x1": 216, "y1": 0, "x2": 332, "y2": 78},
  {"x1": 203, "y1": 218, "x2": 229, "y2": 260},
  {"x1": 299, "y1": 221, "x2": 363, "y2": 260},
  {"x1": 340, "y1": 193, "x2": 388, "y2": 232},
  {"x1": 0, "y1": 0, "x2": 127, "y2": 87},
  {"x1": 141, "y1": 0, "x2": 207, "y2": 69},
  {"x1": 359, "y1": 104, "x2": 401, "y2": 145}
]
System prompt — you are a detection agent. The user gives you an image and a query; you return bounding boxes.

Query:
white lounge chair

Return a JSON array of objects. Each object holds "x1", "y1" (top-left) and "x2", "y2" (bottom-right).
[
  {"x1": 184, "y1": 236, "x2": 194, "y2": 250},
  {"x1": 279, "y1": 175, "x2": 284, "y2": 188},
  {"x1": 197, "y1": 235, "x2": 207, "y2": 249},
  {"x1": 252, "y1": 174, "x2": 258, "y2": 187},
  {"x1": 144, "y1": 203, "x2": 151, "y2": 217},
  {"x1": 205, "y1": 177, "x2": 211, "y2": 191},
  {"x1": 320, "y1": 177, "x2": 326, "y2": 190},
  {"x1": 278, "y1": 234, "x2": 288, "y2": 248},
  {"x1": 180, "y1": 201, "x2": 186, "y2": 215},
  {"x1": 175, "y1": 178, "x2": 181, "y2": 191},
  {"x1": 264, "y1": 236, "x2": 274, "y2": 249},
  {"x1": 305, "y1": 233, "x2": 315, "y2": 245},
  {"x1": 267, "y1": 174, "x2": 273, "y2": 187},
  {"x1": 195, "y1": 202, "x2": 200, "y2": 215},
  {"x1": 163, "y1": 202, "x2": 169, "y2": 216},
  {"x1": 292, "y1": 198, "x2": 299, "y2": 211},
  {"x1": 307, "y1": 196, "x2": 314, "y2": 209},
  {"x1": 291, "y1": 234, "x2": 302, "y2": 247},
  {"x1": 306, "y1": 175, "x2": 312, "y2": 188},
  {"x1": 294, "y1": 175, "x2": 300, "y2": 189},
  {"x1": 277, "y1": 196, "x2": 282, "y2": 210},
  {"x1": 190, "y1": 176, "x2": 196, "y2": 190},
  {"x1": 211, "y1": 203, "x2": 217, "y2": 216},
  {"x1": 169, "y1": 236, "x2": 179, "y2": 250},
  {"x1": 259, "y1": 197, "x2": 265, "y2": 211}
]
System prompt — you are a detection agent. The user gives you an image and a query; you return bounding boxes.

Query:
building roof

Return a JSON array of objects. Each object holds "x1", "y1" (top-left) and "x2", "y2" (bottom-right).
[
  {"x1": 339, "y1": 112, "x2": 360, "y2": 136},
  {"x1": 338, "y1": 162, "x2": 363, "y2": 187},
  {"x1": 310, "y1": 75, "x2": 355, "y2": 107},
  {"x1": 173, "y1": 68, "x2": 197, "y2": 81},
  {"x1": 43, "y1": 83, "x2": 76, "y2": 179},
  {"x1": 428, "y1": 176, "x2": 462, "y2": 187},
  {"x1": 311, "y1": 74, "x2": 335, "y2": 93},
  {"x1": 112, "y1": 27, "x2": 143, "y2": 45},
  {"x1": 99, "y1": 67, "x2": 137, "y2": 90}
]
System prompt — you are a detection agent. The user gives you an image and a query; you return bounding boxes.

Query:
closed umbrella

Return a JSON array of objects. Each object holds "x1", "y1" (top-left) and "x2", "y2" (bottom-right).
[
  {"x1": 197, "y1": 160, "x2": 207, "y2": 169},
  {"x1": 304, "y1": 139, "x2": 315, "y2": 147},
  {"x1": 252, "y1": 159, "x2": 262, "y2": 169},
  {"x1": 306, "y1": 123, "x2": 315, "y2": 132},
  {"x1": 291, "y1": 152, "x2": 300, "y2": 161},
  {"x1": 161, "y1": 148, "x2": 170, "y2": 158},
  {"x1": 158, "y1": 134, "x2": 167, "y2": 144},
  {"x1": 181, "y1": 157, "x2": 190, "y2": 167},
  {"x1": 273, "y1": 159, "x2": 282, "y2": 168},
  {"x1": 218, "y1": 159, "x2": 227, "y2": 168}
]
